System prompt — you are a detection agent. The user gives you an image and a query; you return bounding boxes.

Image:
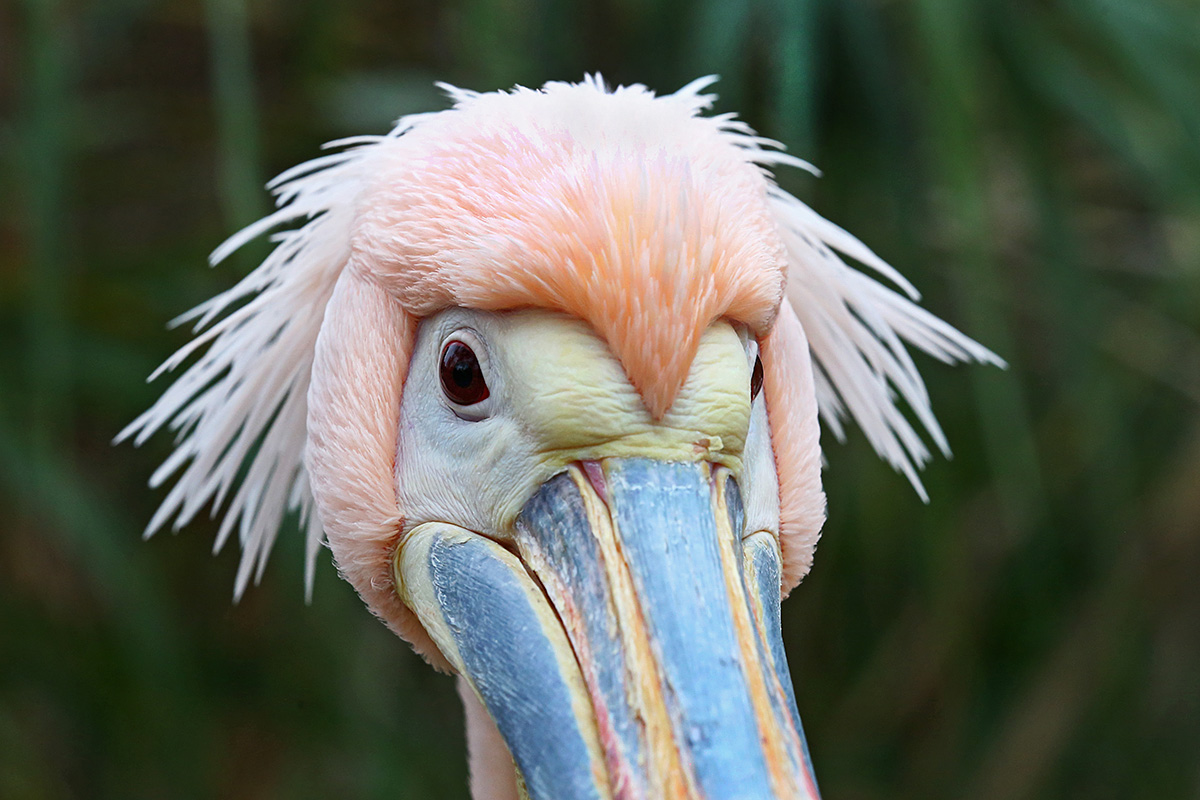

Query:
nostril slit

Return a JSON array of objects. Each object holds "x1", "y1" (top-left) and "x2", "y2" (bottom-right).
[{"x1": 713, "y1": 470, "x2": 746, "y2": 540}]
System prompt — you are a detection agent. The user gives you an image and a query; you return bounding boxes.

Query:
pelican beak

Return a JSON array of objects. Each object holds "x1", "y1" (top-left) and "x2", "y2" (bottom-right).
[{"x1": 397, "y1": 459, "x2": 819, "y2": 800}]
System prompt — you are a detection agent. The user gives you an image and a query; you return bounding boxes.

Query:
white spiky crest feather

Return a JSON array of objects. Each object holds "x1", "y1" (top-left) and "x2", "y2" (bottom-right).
[{"x1": 120, "y1": 75, "x2": 1001, "y2": 599}]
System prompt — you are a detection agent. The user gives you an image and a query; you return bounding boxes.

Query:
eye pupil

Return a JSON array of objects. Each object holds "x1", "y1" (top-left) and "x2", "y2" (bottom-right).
[
  {"x1": 452, "y1": 360, "x2": 474, "y2": 388},
  {"x1": 440, "y1": 341, "x2": 490, "y2": 406},
  {"x1": 750, "y1": 355, "x2": 764, "y2": 401}
]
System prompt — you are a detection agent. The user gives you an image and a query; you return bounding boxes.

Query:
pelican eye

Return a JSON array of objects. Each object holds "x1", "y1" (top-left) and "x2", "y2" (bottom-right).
[
  {"x1": 750, "y1": 354, "x2": 764, "y2": 401},
  {"x1": 440, "y1": 340, "x2": 490, "y2": 406}
]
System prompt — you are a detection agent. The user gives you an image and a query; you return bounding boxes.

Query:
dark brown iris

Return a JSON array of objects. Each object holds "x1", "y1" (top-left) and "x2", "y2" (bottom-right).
[
  {"x1": 750, "y1": 354, "x2": 764, "y2": 402},
  {"x1": 440, "y1": 341, "x2": 490, "y2": 406}
]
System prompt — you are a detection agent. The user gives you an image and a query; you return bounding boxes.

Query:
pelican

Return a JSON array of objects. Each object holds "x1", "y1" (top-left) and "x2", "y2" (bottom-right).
[{"x1": 122, "y1": 76, "x2": 999, "y2": 799}]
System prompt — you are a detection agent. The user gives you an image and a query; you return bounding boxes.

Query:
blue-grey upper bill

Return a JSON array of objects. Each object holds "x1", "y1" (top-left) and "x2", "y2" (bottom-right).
[{"x1": 403, "y1": 458, "x2": 820, "y2": 799}]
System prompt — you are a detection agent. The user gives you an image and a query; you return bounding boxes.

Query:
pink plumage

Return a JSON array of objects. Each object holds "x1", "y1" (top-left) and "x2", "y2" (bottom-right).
[{"x1": 121, "y1": 75, "x2": 1001, "y2": 649}]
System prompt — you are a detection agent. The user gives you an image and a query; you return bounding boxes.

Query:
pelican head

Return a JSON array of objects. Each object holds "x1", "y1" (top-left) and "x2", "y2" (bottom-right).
[{"x1": 123, "y1": 76, "x2": 999, "y2": 799}]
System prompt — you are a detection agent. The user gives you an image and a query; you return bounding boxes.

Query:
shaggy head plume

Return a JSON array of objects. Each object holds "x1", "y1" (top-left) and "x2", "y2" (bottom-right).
[{"x1": 119, "y1": 75, "x2": 1001, "y2": 624}]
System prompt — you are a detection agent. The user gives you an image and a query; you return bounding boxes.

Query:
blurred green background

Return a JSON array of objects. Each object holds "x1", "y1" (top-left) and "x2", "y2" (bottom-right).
[{"x1": 3, "y1": 0, "x2": 1199, "y2": 798}]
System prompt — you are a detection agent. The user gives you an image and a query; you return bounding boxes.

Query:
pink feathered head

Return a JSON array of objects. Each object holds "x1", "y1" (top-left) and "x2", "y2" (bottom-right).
[{"x1": 121, "y1": 76, "x2": 999, "y2": 659}]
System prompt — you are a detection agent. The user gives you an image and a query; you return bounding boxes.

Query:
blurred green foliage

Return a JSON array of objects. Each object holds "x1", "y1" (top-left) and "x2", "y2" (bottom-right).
[{"x1": 2, "y1": 0, "x2": 1199, "y2": 798}]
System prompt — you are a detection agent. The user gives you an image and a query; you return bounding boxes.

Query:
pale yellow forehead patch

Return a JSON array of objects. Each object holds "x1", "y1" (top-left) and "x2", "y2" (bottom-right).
[
  {"x1": 497, "y1": 311, "x2": 752, "y2": 468},
  {"x1": 350, "y1": 81, "x2": 787, "y2": 417}
]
